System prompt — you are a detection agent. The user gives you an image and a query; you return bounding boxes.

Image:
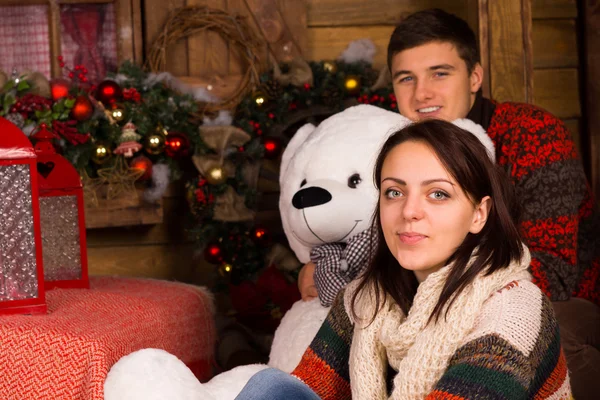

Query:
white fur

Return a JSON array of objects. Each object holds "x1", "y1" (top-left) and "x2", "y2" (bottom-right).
[
  {"x1": 203, "y1": 110, "x2": 233, "y2": 126},
  {"x1": 452, "y1": 118, "x2": 496, "y2": 162},
  {"x1": 104, "y1": 105, "x2": 495, "y2": 400},
  {"x1": 143, "y1": 163, "x2": 170, "y2": 203},
  {"x1": 338, "y1": 39, "x2": 377, "y2": 64}
]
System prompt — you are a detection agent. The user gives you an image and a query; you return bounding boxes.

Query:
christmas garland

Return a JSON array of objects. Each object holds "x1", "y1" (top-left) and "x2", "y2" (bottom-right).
[{"x1": 187, "y1": 59, "x2": 397, "y2": 285}]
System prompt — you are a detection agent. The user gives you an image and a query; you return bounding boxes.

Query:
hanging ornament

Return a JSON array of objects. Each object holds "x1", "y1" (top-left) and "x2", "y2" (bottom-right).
[
  {"x1": 252, "y1": 91, "x2": 267, "y2": 107},
  {"x1": 204, "y1": 243, "x2": 222, "y2": 264},
  {"x1": 263, "y1": 137, "x2": 282, "y2": 160},
  {"x1": 114, "y1": 122, "x2": 143, "y2": 158},
  {"x1": 164, "y1": 132, "x2": 190, "y2": 158},
  {"x1": 96, "y1": 80, "x2": 122, "y2": 105},
  {"x1": 110, "y1": 104, "x2": 127, "y2": 122},
  {"x1": 344, "y1": 75, "x2": 361, "y2": 94},
  {"x1": 251, "y1": 226, "x2": 271, "y2": 247},
  {"x1": 91, "y1": 143, "x2": 112, "y2": 165},
  {"x1": 218, "y1": 263, "x2": 233, "y2": 278},
  {"x1": 130, "y1": 155, "x2": 153, "y2": 181},
  {"x1": 50, "y1": 78, "x2": 71, "y2": 101},
  {"x1": 205, "y1": 165, "x2": 227, "y2": 185},
  {"x1": 323, "y1": 61, "x2": 338, "y2": 74},
  {"x1": 144, "y1": 132, "x2": 166, "y2": 155},
  {"x1": 70, "y1": 95, "x2": 94, "y2": 121}
]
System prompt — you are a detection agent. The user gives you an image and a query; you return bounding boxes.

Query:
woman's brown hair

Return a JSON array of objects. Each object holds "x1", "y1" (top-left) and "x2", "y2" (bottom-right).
[{"x1": 352, "y1": 119, "x2": 523, "y2": 324}]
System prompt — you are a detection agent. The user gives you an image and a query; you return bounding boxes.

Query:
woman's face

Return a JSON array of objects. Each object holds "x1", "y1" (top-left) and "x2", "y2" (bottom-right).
[{"x1": 379, "y1": 140, "x2": 490, "y2": 282}]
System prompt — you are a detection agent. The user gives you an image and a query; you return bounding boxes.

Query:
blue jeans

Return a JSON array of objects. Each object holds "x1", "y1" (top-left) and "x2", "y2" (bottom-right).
[{"x1": 234, "y1": 368, "x2": 321, "y2": 400}]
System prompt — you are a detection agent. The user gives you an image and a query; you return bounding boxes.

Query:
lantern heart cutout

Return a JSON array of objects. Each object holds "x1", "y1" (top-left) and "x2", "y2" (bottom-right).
[{"x1": 37, "y1": 161, "x2": 55, "y2": 179}]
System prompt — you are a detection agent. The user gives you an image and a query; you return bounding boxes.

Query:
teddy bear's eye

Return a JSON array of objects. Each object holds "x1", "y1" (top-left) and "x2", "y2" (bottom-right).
[
  {"x1": 300, "y1": 179, "x2": 307, "y2": 188},
  {"x1": 348, "y1": 174, "x2": 361, "y2": 188}
]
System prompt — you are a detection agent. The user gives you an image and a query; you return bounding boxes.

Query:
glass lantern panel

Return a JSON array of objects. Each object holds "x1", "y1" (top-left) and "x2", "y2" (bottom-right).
[
  {"x1": 39, "y1": 195, "x2": 81, "y2": 281},
  {"x1": 0, "y1": 164, "x2": 39, "y2": 301}
]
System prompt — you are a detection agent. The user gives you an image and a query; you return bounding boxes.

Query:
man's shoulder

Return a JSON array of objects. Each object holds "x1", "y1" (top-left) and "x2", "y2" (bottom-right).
[{"x1": 491, "y1": 100, "x2": 563, "y2": 126}]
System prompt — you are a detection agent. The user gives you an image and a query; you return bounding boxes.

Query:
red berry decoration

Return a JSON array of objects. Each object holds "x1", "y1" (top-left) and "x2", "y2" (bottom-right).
[
  {"x1": 70, "y1": 95, "x2": 94, "y2": 121},
  {"x1": 204, "y1": 243, "x2": 222, "y2": 264},
  {"x1": 164, "y1": 132, "x2": 190, "y2": 158},
  {"x1": 263, "y1": 137, "x2": 282, "y2": 160},
  {"x1": 96, "y1": 80, "x2": 122, "y2": 105}
]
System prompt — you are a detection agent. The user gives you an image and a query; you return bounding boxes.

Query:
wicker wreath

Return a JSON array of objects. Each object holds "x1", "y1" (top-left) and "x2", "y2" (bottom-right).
[{"x1": 146, "y1": 5, "x2": 264, "y2": 116}]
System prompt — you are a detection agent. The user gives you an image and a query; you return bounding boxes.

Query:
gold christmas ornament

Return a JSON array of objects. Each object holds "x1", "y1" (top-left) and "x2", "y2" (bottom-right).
[
  {"x1": 92, "y1": 143, "x2": 112, "y2": 164},
  {"x1": 218, "y1": 263, "x2": 233, "y2": 278},
  {"x1": 253, "y1": 91, "x2": 267, "y2": 107},
  {"x1": 144, "y1": 133, "x2": 166, "y2": 155},
  {"x1": 96, "y1": 156, "x2": 144, "y2": 201},
  {"x1": 206, "y1": 166, "x2": 226, "y2": 185},
  {"x1": 111, "y1": 105, "x2": 126, "y2": 122},
  {"x1": 345, "y1": 75, "x2": 361, "y2": 93},
  {"x1": 323, "y1": 61, "x2": 337, "y2": 74}
]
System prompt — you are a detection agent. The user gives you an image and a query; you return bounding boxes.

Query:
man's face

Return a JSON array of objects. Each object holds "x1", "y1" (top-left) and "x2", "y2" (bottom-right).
[{"x1": 390, "y1": 41, "x2": 483, "y2": 122}]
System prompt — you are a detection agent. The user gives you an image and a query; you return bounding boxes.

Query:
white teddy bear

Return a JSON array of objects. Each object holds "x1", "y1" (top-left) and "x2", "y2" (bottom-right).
[{"x1": 104, "y1": 105, "x2": 492, "y2": 400}]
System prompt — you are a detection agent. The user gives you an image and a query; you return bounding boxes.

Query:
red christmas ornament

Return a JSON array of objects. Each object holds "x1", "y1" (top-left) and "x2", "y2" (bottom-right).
[
  {"x1": 50, "y1": 78, "x2": 71, "y2": 101},
  {"x1": 96, "y1": 80, "x2": 122, "y2": 105},
  {"x1": 164, "y1": 132, "x2": 190, "y2": 158},
  {"x1": 130, "y1": 155, "x2": 153, "y2": 181},
  {"x1": 204, "y1": 243, "x2": 222, "y2": 264},
  {"x1": 263, "y1": 137, "x2": 282, "y2": 160},
  {"x1": 70, "y1": 95, "x2": 94, "y2": 121}
]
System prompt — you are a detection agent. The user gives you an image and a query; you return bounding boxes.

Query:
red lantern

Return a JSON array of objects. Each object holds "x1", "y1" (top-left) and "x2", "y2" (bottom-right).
[
  {"x1": 164, "y1": 132, "x2": 190, "y2": 158},
  {"x1": 50, "y1": 78, "x2": 70, "y2": 101},
  {"x1": 0, "y1": 118, "x2": 47, "y2": 315},
  {"x1": 32, "y1": 124, "x2": 89, "y2": 290},
  {"x1": 96, "y1": 80, "x2": 122, "y2": 105},
  {"x1": 70, "y1": 95, "x2": 94, "y2": 121}
]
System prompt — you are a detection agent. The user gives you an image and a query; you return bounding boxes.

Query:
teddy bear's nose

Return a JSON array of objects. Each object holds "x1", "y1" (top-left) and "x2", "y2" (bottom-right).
[{"x1": 292, "y1": 187, "x2": 332, "y2": 209}]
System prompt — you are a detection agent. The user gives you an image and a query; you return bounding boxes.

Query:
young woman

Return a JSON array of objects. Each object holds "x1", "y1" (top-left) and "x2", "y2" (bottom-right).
[{"x1": 236, "y1": 119, "x2": 572, "y2": 400}]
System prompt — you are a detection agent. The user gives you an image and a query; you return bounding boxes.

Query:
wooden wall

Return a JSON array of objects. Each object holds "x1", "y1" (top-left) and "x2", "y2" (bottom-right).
[
  {"x1": 87, "y1": 0, "x2": 591, "y2": 284},
  {"x1": 530, "y1": 0, "x2": 584, "y2": 158}
]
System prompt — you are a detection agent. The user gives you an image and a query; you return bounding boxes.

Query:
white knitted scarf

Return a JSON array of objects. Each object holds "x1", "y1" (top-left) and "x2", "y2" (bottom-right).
[{"x1": 344, "y1": 246, "x2": 532, "y2": 400}]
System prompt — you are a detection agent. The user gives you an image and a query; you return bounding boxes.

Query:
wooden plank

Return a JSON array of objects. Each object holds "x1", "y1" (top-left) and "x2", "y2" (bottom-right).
[
  {"x1": 522, "y1": 0, "x2": 534, "y2": 104},
  {"x1": 115, "y1": 0, "x2": 135, "y2": 63},
  {"x1": 488, "y1": 0, "x2": 532, "y2": 103},
  {"x1": 584, "y1": 0, "x2": 600, "y2": 199},
  {"x1": 531, "y1": 0, "x2": 577, "y2": 19},
  {"x1": 185, "y1": 0, "x2": 228, "y2": 78},
  {"x1": 307, "y1": 26, "x2": 395, "y2": 69},
  {"x1": 478, "y1": 0, "x2": 491, "y2": 98},
  {"x1": 88, "y1": 243, "x2": 196, "y2": 281},
  {"x1": 533, "y1": 68, "x2": 581, "y2": 119},
  {"x1": 532, "y1": 20, "x2": 578, "y2": 68},
  {"x1": 48, "y1": 0, "x2": 61, "y2": 78},
  {"x1": 563, "y1": 119, "x2": 581, "y2": 156},
  {"x1": 144, "y1": 0, "x2": 188, "y2": 76},
  {"x1": 86, "y1": 195, "x2": 191, "y2": 247},
  {"x1": 277, "y1": 0, "x2": 308, "y2": 57},
  {"x1": 131, "y1": 0, "x2": 143, "y2": 63},
  {"x1": 244, "y1": 0, "x2": 303, "y2": 63},
  {"x1": 227, "y1": 0, "x2": 270, "y2": 75},
  {"x1": 305, "y1": 0, "x2": 469, "y2": 27}
]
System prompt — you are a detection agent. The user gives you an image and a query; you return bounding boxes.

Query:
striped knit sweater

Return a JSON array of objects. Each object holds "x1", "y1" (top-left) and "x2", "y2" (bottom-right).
[
  {"x1": 484, "y1": 102, "x2": 599, "y2": 305},
  {"x1": 292, "y1": 281, "x2": 571, "y2": 399}
]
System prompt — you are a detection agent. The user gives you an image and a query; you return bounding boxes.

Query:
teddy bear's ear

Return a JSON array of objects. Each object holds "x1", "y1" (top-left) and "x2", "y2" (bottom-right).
[
  {"x1": 280, "y1": 122, "x2": 316, "y2": 179},
  {"x1": 452, "y1": 118, "x2": 496, "y2": 163}
]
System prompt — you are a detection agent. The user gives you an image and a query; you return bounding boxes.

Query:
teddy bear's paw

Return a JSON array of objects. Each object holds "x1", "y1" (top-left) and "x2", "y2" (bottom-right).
[
  {"x1": 202, "y1": 364, "x2": 270, "y2": 400},
  {"x1": 104, "y1": 348, "x2": 214, "y2": 400}
]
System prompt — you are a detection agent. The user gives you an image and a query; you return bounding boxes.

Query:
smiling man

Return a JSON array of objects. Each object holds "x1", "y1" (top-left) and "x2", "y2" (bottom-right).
[{"x1": 297, "y1": 8, "x2": 600, "y2": 398}]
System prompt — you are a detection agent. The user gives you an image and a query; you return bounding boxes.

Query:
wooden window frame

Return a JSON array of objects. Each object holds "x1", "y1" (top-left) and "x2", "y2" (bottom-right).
[{"x1": 0, "y1": 0, "x2": 142, "y2": 78}]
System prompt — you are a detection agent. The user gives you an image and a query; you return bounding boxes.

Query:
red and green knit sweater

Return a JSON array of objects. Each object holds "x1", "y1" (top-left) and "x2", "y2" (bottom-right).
[
  {"x1": 487, "y1": 102, "x2": 599, "y2": 305},
  {"x1": 292, "y1": 282, "x2": 571, "y2": 399}
]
